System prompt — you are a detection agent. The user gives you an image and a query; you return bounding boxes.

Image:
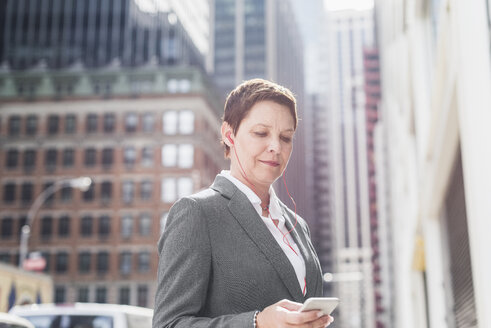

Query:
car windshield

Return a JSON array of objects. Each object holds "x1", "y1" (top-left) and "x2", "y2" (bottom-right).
[{"x1": 23, "y1": 315, "x2": 112, "y2": 328}]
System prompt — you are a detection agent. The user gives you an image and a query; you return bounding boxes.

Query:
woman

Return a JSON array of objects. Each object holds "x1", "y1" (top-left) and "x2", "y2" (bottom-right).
[{"x1": 153, "y1": 79, "x2": 334, "y2": 328}]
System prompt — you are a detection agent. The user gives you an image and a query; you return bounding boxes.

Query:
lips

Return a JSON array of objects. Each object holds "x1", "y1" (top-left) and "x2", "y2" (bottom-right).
[{"x1": 259, "y1": 160, "x2": 280, "y2": 167}]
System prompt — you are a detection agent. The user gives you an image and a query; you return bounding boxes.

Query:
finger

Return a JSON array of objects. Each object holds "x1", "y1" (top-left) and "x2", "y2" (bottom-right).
[
  {"x1": 276, "y1": 299, "x2": 304, "y2": 311},
  {"x1": 311, "y1": 315, "x2": 332, "y2": 328},
  {"x1": 281, "y1": 309, "x2": 324, "y2": 325}
]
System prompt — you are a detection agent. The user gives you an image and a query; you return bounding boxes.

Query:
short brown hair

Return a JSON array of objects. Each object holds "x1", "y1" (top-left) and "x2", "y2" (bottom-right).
[{"x1": 222, "y1": 78, "x2": 298, "y2": 156}]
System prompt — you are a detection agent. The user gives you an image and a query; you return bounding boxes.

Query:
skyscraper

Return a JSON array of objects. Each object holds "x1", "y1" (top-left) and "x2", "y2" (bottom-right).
[
  {"x1": 0, "y1": 0, "x2": 204, "y2": 71},
  {"x1": 321, "y1": 7, "x2": 376, "y2": 328}
]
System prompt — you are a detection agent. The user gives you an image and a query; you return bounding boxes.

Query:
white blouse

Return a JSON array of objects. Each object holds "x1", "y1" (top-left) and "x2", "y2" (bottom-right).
[{"x1": 220, "y1": 170, "x2": 307, "y2": 295}]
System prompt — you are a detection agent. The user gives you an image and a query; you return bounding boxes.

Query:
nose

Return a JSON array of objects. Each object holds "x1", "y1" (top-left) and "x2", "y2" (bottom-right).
[{"x1": 267, "y1": 136, "x2": 281, "y2": 153}]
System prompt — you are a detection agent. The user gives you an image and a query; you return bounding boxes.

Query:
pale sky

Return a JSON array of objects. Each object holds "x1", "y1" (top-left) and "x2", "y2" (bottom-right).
[{"x1": 324, "y1": 0, "x2": 374, "y2": 11}]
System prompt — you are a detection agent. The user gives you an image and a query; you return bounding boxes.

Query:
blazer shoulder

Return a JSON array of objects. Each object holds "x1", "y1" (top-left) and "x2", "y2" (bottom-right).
[
  {"x1": 186, "y1": 186, "x2": 224, "y2": 205},
  {"x1": 170, "y1": 187, "x2": 227, "y2": 216}
]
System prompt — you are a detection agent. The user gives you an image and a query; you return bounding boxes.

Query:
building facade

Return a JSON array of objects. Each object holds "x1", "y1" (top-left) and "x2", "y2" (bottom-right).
[
  {"x1": 362, "y1": 48, "x2": 394, "y2": 328},
  {"x1": 0, "y1": 0, "x2": 204, "y2": 71},
  {"x1": 309, "y1": 93, "x2": 336, "y2": 298},
  {"x1": 375, "y1": 0, "x2": 491, "y2": 327},
  {"x1": 0, "y1": 67, "x2": 225, "y2": 308},
  {"x1": 320, "y1": 7, "x2": 377, "y2": 328}
]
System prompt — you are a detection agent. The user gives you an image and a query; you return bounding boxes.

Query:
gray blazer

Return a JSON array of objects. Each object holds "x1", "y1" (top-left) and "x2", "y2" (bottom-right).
[{"x1": 153, "y1": 175, "x2": 323, "y2": 328}]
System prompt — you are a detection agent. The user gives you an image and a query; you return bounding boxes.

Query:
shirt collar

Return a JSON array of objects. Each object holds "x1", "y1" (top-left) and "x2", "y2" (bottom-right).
[{"x1": 220, "y1": 170, "x2": 285, "y2": 223}]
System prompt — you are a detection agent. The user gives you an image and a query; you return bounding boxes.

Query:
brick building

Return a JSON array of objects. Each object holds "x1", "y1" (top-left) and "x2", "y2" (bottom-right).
[{"x1": 0, "y1": 66, "x2": 225, "y2": 307}]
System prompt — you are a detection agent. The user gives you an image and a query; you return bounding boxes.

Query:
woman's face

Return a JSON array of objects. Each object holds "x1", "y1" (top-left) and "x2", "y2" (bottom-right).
[{"x1": 223, "y1": 100, "x2": 295, "y2": 189}]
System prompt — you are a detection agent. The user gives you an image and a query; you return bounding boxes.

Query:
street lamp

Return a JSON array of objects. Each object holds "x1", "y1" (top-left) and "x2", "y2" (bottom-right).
[
  {"x1": 19, "y1": 177, "x2": 92, "y2": 269},
  {"x1": 323, "y1": 272, "x2": 364, "y2": 283}
]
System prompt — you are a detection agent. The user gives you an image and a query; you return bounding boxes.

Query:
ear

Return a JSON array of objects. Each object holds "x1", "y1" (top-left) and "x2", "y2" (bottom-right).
[{"x1": 221, "y1": 122, "x2": 234, "y2": 146}]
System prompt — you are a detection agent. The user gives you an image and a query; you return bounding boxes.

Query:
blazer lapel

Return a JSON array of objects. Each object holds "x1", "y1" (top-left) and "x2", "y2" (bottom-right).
[
  {"x1": 211, "y1": 176, "x2": 305, "y2": 301},
  {"x1": 281, "y1": 205, "x2": 322, "y2": 299}
]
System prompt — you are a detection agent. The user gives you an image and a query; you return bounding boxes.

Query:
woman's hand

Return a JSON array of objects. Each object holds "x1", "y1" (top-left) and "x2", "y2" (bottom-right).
[{"x1": 256, "y1": 299, "x2": 334, "y2": 328}]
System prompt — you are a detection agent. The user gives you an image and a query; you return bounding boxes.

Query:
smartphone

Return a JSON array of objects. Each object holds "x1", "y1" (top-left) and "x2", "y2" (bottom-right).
[{"x1": 299, "y1": 297, "x2": 339, "y2": 315}]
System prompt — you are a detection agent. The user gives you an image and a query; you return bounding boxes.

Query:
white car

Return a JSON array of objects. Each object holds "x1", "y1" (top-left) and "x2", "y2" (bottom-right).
[
  {"x1": 0, "y1": 312, "x2": 35, "y2": 328},
  {"x1": 9, "y1": 303, "x2": 153, "y2": 328}
]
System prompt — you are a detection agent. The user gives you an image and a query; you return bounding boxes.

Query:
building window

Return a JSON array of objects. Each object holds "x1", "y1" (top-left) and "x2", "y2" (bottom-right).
[
  {"x1": 99, "y1": 215, "x2": 111, "y2": 237},
  {"x1": 102, "y1": 148, "x2": 113, "y2": 168},
  {"x1": 119, "y1": 252, "x2": 132, "y2": 276},
  {"x1": 58, "y1": 216, "x2": 70, "y2": 237},
  {"x1": 161, "y1": 144, "x2": 194, "y2": 168},
  {"x1": 167, "y1": 79, "x2": 190, "y2": 93},
  {"x1": 160, "y1": 177, "x2": 192, "y2": 203},
  {"x1": 125, "y1": 113, "x2": 138, "y2": 132},
  {"x1": 83, "y1": 184, "x2": 95, "y2": 202},
  {"x1": 23, "y1": 149, "x2": 36, "y2": 171},
  {"x1": 178, "y1": 144, "x2": 194, "y2": 168},
  {"x1": 179, "y1": 110, "x2": 195, "y2": 134},
  {"x1": 123, "y1": 146, "x2": 136, "y2": 167},
  {"x1": 41, "y1": 216, "x2": 53, "y2": 239},
  {"x1": 6, "y1": 149, "x2": 19, "y2": 168},
  {"x1": 65, "y1": 114, "x2": 76, "y2": 134},
  {"x1": 137, "y1": 285, "x2": 148, "y2": 307},
  {"x1": 138, "y1": 252, "x2": 150, "y2": 272},
  {"x1": 78, "y1": 287, "x2": 89, "y2": 302},
  {"x1": 55, "y1": 252, "x2": 69, "y2": 273},
  {"x1": 140, "y1": 181, "x2": 152, "y2": 201},
  {"x1": 3, "y1": 183, "x2": 16, "y2": 203},
  {"x1": 141, "y1": 147, "x2": 154, "y2": 167},
  {"x1": 0, "y1": 253, "x2": 11, "y2": 264},
  {"x1": 80, "y1": 216, "x2": 93, "y2": 237},
  {"x1": 122, "y1": 181, "x2": 134, "y2": 204},
  {"x1": 161, "y1": 178, "x2": 176, "y2": 203},
  {"x1": 178, "y1": 177, "x2": 193, "y2": 198},
  {"x1": 8, "y1": 116, "x2": 21, "y2": 136},
  {"x1": 96, "y1": 287, "x2": 107, "y2": 303},
  {"x1": 78, "y1": 252, "x2": 91, "y2": 273},
  {"x1": 26, "y1": 115, "x2": 38, "y2": 135},
  {"x1": 84, "y1": 148, "x2": 97, "y2": 167},
  {"x1": 41, "y1": 251, "x2": 51, "y2": 273},
  {"x1": 167, "y1": 79, "x2": 178, "y2": 93},
  {"x1": 162, "y1": 111, "x2": 177, "y2": 135},
  {"x1": 103, "y1": 113, "x2": 115, "y2": 133},
  {"x1": 142, "y1": 113, "x2": 154, "y2": 132},
  {"x1": 47, "y1": 115, "x2": 59, "y2": 135},
  {"x1": 121, "y1": 215, "x2": 133, "y2": 238},
  {"x1": 86, "y1": 114, "x2": 98, "y2": 133},
  {"x1": 1, "y1": 217, "x2": 13, "y2": 239},
  {"x1": 119, "y1": 287, "x2": 130, "y2": 305},
  {"x1": 96, "y1": 252, "x2": 109, "y2": 274},
  {"x1": 160, "y1": 212, "x2": 168, "y2": 234},
  {"x1": 45, "y1": 148, "x2": 58, "y2": 169},
  {"x1": 101, "y1": 181, "x2": 112, "y2": 202},
  {"x1": 139, "y1": 213, "x2": 151, "y2": 236},
  {"x1": 54, "y1": 286, "x2": 66, "y2": 303},
  {"x1": 62, "y1": 148, "x2": 75, "y2": 167},
  {"x1": 161, "y1": 144, "x2": 177, "y2": 167},
  {"x1": 60, "y1": 186, "x2": 72, "y2": 202},
  {"x1": 21, "y1": 182, "x2": 33, "y2": 204}
]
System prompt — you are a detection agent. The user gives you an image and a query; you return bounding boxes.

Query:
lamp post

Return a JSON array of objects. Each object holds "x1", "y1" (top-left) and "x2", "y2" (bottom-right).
[
  {"x1": 323, "y1": 271, "x2": 364, "y2": 283},
  {"x1": 19, "y1": 177, "x2": 92, "y2": 269}
]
